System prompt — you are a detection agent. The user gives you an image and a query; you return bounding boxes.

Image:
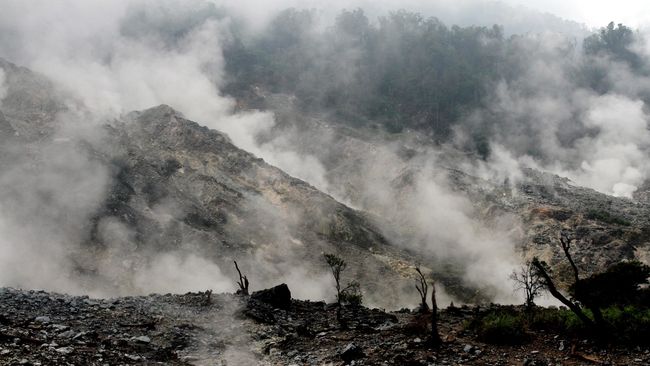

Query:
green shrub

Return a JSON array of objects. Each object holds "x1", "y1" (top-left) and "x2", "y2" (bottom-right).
[
  {"x1": 529, "y1": 307, "x2": 587, "y2": 334},
  {"x1": 603, "y1": 305, "x2": 650, "y2": 344},
  {"x1": 471, "y1": 310, "x2": 528, "y2": 344},
  {"x1": 467, "y1": 304, "x2": 650, "y2": 346},
  {"x1": 340, "y1": 280, "x2": 363, "y2": 306}
]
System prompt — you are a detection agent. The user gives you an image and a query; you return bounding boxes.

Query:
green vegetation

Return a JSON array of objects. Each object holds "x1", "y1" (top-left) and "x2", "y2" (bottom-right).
[
  {"x1": 223, "y1": 11, "x2": 648, "y2": 154},
  {"x1": 468, "y1": 309, "x2": 527, "y2": 344},
  {"x1": 528, "y1": 250, "x2": 650, "y2": 345},
  {"x1": 468, "y1": 305, "x2": 650, "y2": 345},
  {"x1": 323, "y1": 253, "x2": 363, "y2": 327},
  {"x1": 225, "y1": 9, "x2": 504, "y2": 139},
  {"x1": 570, "y1": 261, "x2": 650, "y2": 308},
  {"x1": 585, "y1": 209, "x2": 631, "y2": 226}
]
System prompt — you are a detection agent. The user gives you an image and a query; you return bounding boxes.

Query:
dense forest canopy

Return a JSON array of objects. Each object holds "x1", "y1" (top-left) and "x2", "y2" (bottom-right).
[{"x1": 222, "y1": 10, "x2": 647, "y2": 153}]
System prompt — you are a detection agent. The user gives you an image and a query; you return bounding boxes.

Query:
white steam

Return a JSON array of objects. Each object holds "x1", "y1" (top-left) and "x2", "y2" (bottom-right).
[
  {"x1": 0, "y1": 68, "x2": 7, "y2": 101},
  {"x1": 330, "y1": 144, "x2": 522, "y2": 302},
  {"x1": 133, "y1": 252, "x2": 235, "y2": 294},
  {"x1": 1, "y1": 0, "x2": 637, "y2": 308},
  {"x1": 470, "y1": 33, "x2": 650, "y2": 198},
  {"x1": 0, "y1": 0, "x2": 330, "y2": 297},
  {"x1": 568, "y1": 94, "x2": 650, "y2": 197}
]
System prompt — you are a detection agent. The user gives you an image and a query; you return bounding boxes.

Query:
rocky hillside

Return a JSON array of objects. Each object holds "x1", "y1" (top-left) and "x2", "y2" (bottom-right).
[
  {"x1": 237, "y1": 89, "x2": 650, "y2": 289},
  {"x1": 0, "y1": 58, "x2": 420, "y2": 307},
  {"x1": 3, "y1": 56, "x2": 649, "y2": 306},
  {"x1": 93, "y1": 105, "x2": 418, "y2": 303}
]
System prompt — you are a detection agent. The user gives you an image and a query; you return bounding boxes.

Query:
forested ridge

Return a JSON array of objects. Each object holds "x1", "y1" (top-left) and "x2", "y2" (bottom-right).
[{"x1": 223, "y1": 9, "x2": 646, "y2": 150}]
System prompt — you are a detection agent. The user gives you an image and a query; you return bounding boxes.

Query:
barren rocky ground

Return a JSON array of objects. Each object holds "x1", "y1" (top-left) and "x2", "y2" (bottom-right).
[{"x1": 1, "y1": 285, "x2": 648, "y2": 366}]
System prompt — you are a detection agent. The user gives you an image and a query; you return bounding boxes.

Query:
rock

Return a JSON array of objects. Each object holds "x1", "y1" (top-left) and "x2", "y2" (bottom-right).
[
  {"x1": 250, "y1": 284, "x2": 292, "y2": 310},
  {"x1": 126, "y1": 354, "x2": 142, "y2": 361},
  {"x1": 558, "y1": 341, "x2": 565, "y2": 351},
  {"x1": 58, "y1": 330, "x2": 76, "y2": 338},
  {"x1": 55, "y1": 346, "x2": 74, "y2": 355},
  {"x1": 132, "y1": 335, "x2": 151, "y2": 343},
  {"x1": 340, "y1": 343, "x2": 364, "y2": 362},
  {"x1": 463, "y1": 344, "x2": 473, "y2": 353},
  {"x1": 34, "y1": 316, "x2": 50, "y2": 324},
  {"x1": 51, "y1": 324, "x2": 69, "y2": 332}
]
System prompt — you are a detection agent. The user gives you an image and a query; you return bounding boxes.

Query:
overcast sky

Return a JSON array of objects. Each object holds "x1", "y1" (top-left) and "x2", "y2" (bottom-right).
[
  {"x1": 508, "y1": 0, "x2": 650, "y2": 28},
  {"x1": 218, "y1": 0, "x2": 650, "y2": 33}
]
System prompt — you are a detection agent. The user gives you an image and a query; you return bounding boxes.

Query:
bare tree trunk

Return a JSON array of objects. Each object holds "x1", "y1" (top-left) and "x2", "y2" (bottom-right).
[
  {"x1": 233, "y1": 261, "x2": 249, "y2": 295},
  {"x1": 560, "y1": 232, "x2": 580, "y2": 284},
  {"x1": 415, "y1": 267, "x2": 429, "y2": 312},
  {"x1": 430, "y1": 282, "x2": 441, "y2": 346},
  {"x1": 532, "y1": 258, "x2": 594, "y2": 327}
]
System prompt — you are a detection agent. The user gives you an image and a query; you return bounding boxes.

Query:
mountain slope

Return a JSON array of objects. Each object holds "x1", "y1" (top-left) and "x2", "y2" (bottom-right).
[
  {"x1": 0, "y1": 59, "x2": 419, "y2": 307},
  {"x1": 236, "y1": 89, "x2": 650, "y2": 289}
]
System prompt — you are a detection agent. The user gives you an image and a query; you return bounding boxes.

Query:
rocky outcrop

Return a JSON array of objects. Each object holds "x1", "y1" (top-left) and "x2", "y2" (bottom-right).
[
  {"x1": 250, "y1": 283, "x2": 292, "y2": 309},
  {"x1": 0, "y1": 58, "x2": 64, "y2": 140},
  {"x1": 86, "y1": 104, "x2": 418, "y2": 306}
]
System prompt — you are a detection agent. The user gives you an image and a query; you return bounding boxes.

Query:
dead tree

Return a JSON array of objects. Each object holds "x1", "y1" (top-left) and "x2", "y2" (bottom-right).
[
  {"x1": 560, "y1": 230, "x2": 580, "y2": 284},
  {"x1": 415, "y1": 267, "x2": 429, "y2": 312},
  {"x1": 233, "y1": 260, "x2": 249, "y2": 296},
  {"x1": 510, "y1": 261, "x2": 545, "y2": 310},
  {"x1": 557, "y1": 231, "x2": 607, "y2": 329},
  {"x1": 430, "y1": 280, "x2": 442, "y2": 346},
  {"x1": 531, "y1": 257, "x2": 594, "y2": 327}
]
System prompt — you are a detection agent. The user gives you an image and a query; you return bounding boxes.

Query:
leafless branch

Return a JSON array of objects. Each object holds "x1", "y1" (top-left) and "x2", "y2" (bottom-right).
[{"x1": 234, "y1": 260, "x2": 249, "y2": 296}]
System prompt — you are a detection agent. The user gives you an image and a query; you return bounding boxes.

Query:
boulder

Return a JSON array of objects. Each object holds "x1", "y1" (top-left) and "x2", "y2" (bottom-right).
[
  {"x1": 340, "y1": 342, "x2": 364, "y2": 362},
  {"x1": 250, "y1": 284, "x2": 292, "y2": 310}
]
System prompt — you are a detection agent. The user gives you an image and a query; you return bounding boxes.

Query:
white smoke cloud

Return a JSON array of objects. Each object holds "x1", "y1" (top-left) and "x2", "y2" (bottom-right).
[
  {"x1": 406, "y1": 166, "x2": 520, "y2": 301},
  {"x1": 0, "y1": 68, "x2": 7, "y2": 101},
  {"x1": 0, "y1": 0, "x2": 330, "y2": 192},
  {"x1": 0, "y1": 120, "x2": 110, "y2": 294},
  {"x1": 1, "y1": 0, "x2": 638, "y2": 308},
  {"x1": 0, "y1": 0, "x2": 332, "y2": 298},
  {"x1": 463, "y1": 31, "x2": 650, "y2": 198},
  {"x1": 567, "y1": 94, "x2": 650, "y2": 197},
  {"x1": 133, "y1": 252, "x2": 235, "y2": 294}
]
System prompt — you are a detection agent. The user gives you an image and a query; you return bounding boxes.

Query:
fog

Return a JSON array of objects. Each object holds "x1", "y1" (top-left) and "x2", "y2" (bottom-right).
[{"x1": 0, "y1": 0, "x2": 646, "y2": 310}]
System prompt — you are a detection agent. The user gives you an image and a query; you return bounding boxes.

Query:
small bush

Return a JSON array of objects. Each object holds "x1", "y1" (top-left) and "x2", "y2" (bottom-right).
[
  {"x1": 340, "y1": 280, "x2": 363, "y2": 306},
  {"x1": 529, "y1": 307, "x2": 587, "y2": 334},
  {"x1": 603, "y1": 306, "x2": 650, "y2": 344},
  {"x1": 471, "y1": 310, "x2": 528, "y2": 344}
]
